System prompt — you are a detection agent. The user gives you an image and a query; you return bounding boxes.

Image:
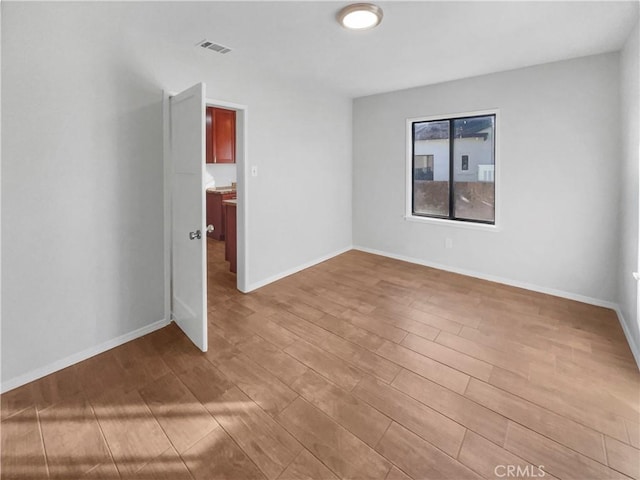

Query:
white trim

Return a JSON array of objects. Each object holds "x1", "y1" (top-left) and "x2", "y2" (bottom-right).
[
  {"x1": 405, "y1": 108, "x2": 500, "y2": 229},
  {"x1": 1, "y1": 319, "x2": 171, "y2": 394},
  {"x1": 353, "y1": 245, "x2": 618, "y2": 309},
  {"x1": 243, "y1": 246, "x2": 353, "y2": 293},
  {"x1": 404, "y1": 215, "x2": 501, "y2": 232},
  {"x1": 162, "y1": 91, "x2": 172, "y2": 328},
  {"x1": 613, "y1": 306, "x2": 640, "y2": 371}
]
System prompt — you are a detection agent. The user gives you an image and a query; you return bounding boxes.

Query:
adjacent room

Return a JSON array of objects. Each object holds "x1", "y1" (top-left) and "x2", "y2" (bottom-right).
[{"x1": 2, "y1": 1, "x2": 639, "y2": 479}]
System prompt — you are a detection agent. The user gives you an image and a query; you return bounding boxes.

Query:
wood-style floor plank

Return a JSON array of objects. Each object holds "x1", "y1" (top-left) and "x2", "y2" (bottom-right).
[
  {"x1": 2, "y1": 243, "x2": 639, "y2": 480},
  {"x1": 458, "y1": 430, "x2": 559, "y2": 480},
  {"x1": 504, "y1": 422, "x2": 629, "y2": 480},
  {"x1": 605, "y1": 436, "x2": 640, "y2": 479},
  {"x1": 465, "y1": 378, "x2": 607, "y2": 463},
  {"x1": 236, "y1": 335, "x2": 309, "y2": 386},
  {"x1": 208, "y1": 386, "x2": 302, "y2": 480},
  {"x1": 275, "y1": 397, "x2": 391, "y2": 480},
  {"x1": 436, "y1": 331, "x2": 530, "y2": 378},
  {"x1": 277, "y1": 449, "x2": 339, "y2": 480},
  {"x1": 239, "y1": 312, "x2": 301, "y2": 350},
  {"x1": 216, "y1": 354, "x2": 298, "y2": 416},
  {"x1": 182, "y1": 426, "x2": 266, "y2": 480},
  {"x1": 391, "y1": 369, "x2": 508, "y2": 446},
  {"x1": 134, "y1": 447, "x2": 194, "y2": 480},
  {"x1": 338, "y1": 309, "x2": 408, "y2": 343},
  {"x1": 374, "y1": 304, "x2": 464, "y2": 335},
  {"x1": 271, "y1": 311, "x2": 331, "y2": 345},
  {"x1": 79, "y1": 460, "x2": 120, "y2": 480},
  {"x1": 316, "y1": 332, "x2": 401, "y2": 384},
  {"x1": 401, "y1": 333, "x2": 493, "y2": 381},
  {"x1": 353, "y1": 376, "x2": 466, "y2": 457},
  {"x1": 39, "y1": 394, "x2": 111, "y2": 479},
  {"x1": 375, "y1": 422, "x2": 481, "y2": 480},
  {"x1": 1, "y1": 383, "x2": 35, "y2": 421},
  {"x1": 291, "y1": 369, "x2": 391, "y2": 448},
  {"x1": 385, "y1": 467, "x2": 412, "y2": 480},
  {"x1": 1, "y1": 406, "x2": 49, "y2": 480},
  {"x1": 376, "y1": 340, "x2": 470, "y2": 394},
  {"x1": 283, "y1": 339, "x2": 363, "y2": 391},
  {"x1": 138, "y1": 372, "x2": 218, "y2": 454},
  {"x1": 489, "y1": 366, "x2": 630, "y2": 443},
  {"x1": 30, "y1": 367, "x2": 83, "y2": 413},
  {"x1": 368, "y1": 309, "x2": 440, "y2": 341},
  {"x1": 90, "y1": 388, "x2": 173, "y2": 478},
  {"x1": 626, "y1": 420, "x2": 640, "y2": 449},
  {"x1": 301, "y1": 312, "x2": 387, "y2": 352}
]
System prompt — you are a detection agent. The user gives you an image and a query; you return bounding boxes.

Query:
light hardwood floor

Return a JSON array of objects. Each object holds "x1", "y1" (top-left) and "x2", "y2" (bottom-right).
[{"x1": 2, "y1": 239, "x2": 639, "y2": 479}]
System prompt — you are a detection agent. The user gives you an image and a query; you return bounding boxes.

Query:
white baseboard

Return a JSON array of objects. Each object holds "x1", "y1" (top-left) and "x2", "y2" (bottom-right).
[
  {"x1": 353, "y1": 245, "x2": 618, "y2": 309},
  {"x1": 243, "y1": 245, "x2": 353, "y2": 293},
  {"x1": 1, "y1": 318, "x2": 171, "y2": 394},
  {"x1": 613, "y1": 306, "x2": 640, "y2": 371}
]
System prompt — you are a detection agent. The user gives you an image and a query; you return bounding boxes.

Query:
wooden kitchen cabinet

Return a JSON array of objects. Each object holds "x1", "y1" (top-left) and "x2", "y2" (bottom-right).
[
  {"x1": 224, "y1": 200, "x2": 237, "y2": 273},
  {"x1": 206, "y1": 191, "x2": 236, "y2": 240},
  {"x1": 206, "y1": 106, "x2": 236, "y2": 164}
]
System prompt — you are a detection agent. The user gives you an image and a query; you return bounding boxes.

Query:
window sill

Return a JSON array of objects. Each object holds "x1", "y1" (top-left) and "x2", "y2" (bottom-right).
[{"x1": 404, "y1": 215, "x2": 501, "y2": 232}]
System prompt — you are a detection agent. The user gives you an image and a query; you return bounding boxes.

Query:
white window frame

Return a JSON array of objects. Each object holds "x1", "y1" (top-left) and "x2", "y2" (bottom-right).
[{"x1": 405, "y1": 108, "x2": 501, "y2": 231}]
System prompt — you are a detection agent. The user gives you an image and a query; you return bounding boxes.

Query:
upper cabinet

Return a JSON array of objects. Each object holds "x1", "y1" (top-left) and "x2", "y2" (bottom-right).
[{"x1": 206, "y1": 106, "x2": 236, "y2": 164}]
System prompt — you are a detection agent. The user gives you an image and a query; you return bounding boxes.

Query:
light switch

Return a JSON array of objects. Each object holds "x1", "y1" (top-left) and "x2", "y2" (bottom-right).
[{"x1": 251, "y1": 166, "x2": 258, "y2": 177}]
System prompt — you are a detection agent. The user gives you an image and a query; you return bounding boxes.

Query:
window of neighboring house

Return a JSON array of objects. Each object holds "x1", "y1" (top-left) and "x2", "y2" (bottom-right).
[
  {"x1": 409, "y1": 112, "x2": 496, "y2": 225},
  {"x1": 414, "y1": 154, "x2": 434, "y2": 180},
  {"x1": 461, "y1": 155, "x2": 469, "y2": 171}
]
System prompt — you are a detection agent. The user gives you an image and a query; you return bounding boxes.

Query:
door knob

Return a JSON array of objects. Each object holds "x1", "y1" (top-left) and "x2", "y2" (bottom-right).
[
  {"x1": 189, "y1": 230, "x2": 202, "y2": 240},
  {"x1": 206, "y1": 225, "x2": 214, "y2": 233}
]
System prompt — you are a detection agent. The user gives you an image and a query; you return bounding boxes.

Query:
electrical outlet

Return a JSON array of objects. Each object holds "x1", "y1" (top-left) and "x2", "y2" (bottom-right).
[
  {"x1": 445, "y1": 238, "x2": 453, "y2": 249},
  {"x1": 251, "y1": 166, "x2": 258, "y2": 177}
]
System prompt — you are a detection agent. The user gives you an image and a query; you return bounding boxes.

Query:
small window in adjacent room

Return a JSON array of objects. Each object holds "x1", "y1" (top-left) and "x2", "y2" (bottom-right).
[
  {"x1": 461, "y1": 155, "x2": 469, "y2": 171},
  {"x1": 410, "y1": 112, "x2": 496, "y2": 225}
]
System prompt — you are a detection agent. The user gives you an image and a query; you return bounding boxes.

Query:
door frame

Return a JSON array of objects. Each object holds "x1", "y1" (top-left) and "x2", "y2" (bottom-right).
[
  {"x1": 163, "y1": 90, "x2": 249, "y2": 326},
  {"x1": 204, "y1": 97, "x2": 249, "y2": 293}
]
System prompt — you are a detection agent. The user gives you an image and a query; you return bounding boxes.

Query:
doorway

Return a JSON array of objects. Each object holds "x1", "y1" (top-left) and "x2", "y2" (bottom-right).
[
  {"x1": 204, "y1": 99, "x2": 248, "y2": 308},
  {"x1": 205, "y1": 98, "x2": 248, "y2": 306}
]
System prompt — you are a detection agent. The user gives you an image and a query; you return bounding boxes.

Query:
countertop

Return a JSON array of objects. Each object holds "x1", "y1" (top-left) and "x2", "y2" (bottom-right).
[
  {"x1": 223, "y1": 199, "x2": 237, "y2": 206},
  {"x1": 206, "y1": 187, "x2": 236, "y2": 195}
]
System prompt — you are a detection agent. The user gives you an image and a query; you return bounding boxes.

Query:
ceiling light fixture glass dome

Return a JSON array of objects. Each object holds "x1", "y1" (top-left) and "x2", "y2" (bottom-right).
[{"x1": 337, "y1": 3, "x2": 383, "y2": 30}]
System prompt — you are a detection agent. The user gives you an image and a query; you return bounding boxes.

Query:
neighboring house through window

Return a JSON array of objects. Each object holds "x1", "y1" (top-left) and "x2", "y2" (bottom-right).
[{"x1": 408, "y1": 111, "x2": 497, "y2": 225}]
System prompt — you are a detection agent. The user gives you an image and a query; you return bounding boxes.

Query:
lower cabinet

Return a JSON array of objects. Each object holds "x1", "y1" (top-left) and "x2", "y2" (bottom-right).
[
  {"x1": 206, "y1": 192, "x2": 236, "y2": 240},
  {"x1": 224, "y1": 201, "x2": 237, "y2": 273}
]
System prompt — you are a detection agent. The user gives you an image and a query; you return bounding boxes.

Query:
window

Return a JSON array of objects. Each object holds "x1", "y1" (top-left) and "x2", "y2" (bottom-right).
[{"x1": 410, "y1": 113, "x2": 496, "y2": 224}]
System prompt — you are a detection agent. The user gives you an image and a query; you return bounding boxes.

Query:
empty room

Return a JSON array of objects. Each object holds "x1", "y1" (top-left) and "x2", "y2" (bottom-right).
[{"x1": 1, "y1": 1, "x2": 639, "y2": 479}]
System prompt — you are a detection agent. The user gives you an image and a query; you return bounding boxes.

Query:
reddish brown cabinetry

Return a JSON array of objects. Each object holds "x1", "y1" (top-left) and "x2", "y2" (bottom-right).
[
  {"x1": 206, "y1": 107, "x2": 236, "y2": 164},
  {"x1": 224, "y1": 200, "x2": 237, "y2": 273},
  {"x1": 206, "y1": 191, "x2": 236, "y2": 240}
]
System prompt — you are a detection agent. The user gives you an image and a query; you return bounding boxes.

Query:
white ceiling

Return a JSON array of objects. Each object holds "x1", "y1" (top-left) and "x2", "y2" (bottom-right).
[{"x1": 123, "y1": 1, "x2": 639, "y2": 98}]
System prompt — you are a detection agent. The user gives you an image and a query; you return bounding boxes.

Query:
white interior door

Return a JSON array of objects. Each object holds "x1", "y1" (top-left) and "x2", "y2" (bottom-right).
[{"x1": 170, "y1": 83, "x2": 207, "y2": 352}]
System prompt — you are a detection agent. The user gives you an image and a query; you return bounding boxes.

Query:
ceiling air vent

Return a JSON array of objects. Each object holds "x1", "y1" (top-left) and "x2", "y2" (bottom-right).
[{"x1": 197, "y1": 39, "x2": 232, "y2": 54}]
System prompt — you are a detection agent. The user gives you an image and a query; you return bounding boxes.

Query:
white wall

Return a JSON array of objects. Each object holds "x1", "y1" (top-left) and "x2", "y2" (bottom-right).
[
  {"x1": 1, "y1": 3, "x2": 352, "y2": 389},
  {"x1": 353, "y1": 53, "x2": 620, "y2": 303},
  {"x1": 206, "y1": 164, "x2": 236, "y2": 188},
  {"x1": 618, "y1": 20, "x2": 640, "y2": 362}
]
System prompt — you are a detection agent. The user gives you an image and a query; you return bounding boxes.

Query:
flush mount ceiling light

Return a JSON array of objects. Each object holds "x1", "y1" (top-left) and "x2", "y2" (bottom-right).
[{"x1": 337, "y1": 3, "x2": 383, "y2": 30}]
